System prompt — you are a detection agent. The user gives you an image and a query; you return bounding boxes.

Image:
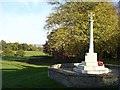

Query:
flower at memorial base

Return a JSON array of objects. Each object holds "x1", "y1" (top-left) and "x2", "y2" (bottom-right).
[{"x1": 98, "y1": 60, "x2": 103, "y2": 66}]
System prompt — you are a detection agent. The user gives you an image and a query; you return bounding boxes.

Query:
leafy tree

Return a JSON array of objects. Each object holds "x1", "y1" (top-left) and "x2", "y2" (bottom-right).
[
  {"x1": 18, "y1": 43, "x2": 28, "y2": 51},
  {"x1": 1, "y1": 40, "x2": 7, "y2": 50},
  {"x1": 43, "y1": 41, "x2": 51, "y2": 54},
  {"x1": 28, "y1": 44, "x2": 37, "y2": 51},
  {"x1": 15, "y1": 50, "x2": 25, "y2": 57},
  {"x1": 6, "y1": 43, "x2": 13, "y2": 50},
  {"x1": 37, "y1": 47, "x2": 43, "y2": 51},
  {"x1": 2, "y1": 49, "x2": 14, "y2": 56},
  {"x1": 116, "y1": 2, "x2": 120, "y2": 59},
  {"x1": 1, "y1": 40, "x2": 41, "y2": 52},
  {"x1": 12, "y1": 42, "x2": 19, "y2": 51},
  {"x1": 44, "y1": 2, "x2": 118, "y2": 59}
]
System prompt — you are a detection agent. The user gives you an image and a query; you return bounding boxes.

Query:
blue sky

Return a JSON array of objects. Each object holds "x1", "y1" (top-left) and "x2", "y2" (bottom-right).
[
  {"x1": 0, "y1": 0, "x2": 54, "y2": 44},
  {"x1": 0, "y1": 0, "x2": 119, "y2": 44}
]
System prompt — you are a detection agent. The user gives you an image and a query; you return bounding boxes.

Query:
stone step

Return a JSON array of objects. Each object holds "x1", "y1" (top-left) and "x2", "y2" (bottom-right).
[
  {"x1": 73, "y1": 68, "x2": 109, "y2": 74},
  {"x1": 82, "y1": 69, "x2": 109, "y2": 74},
  {"x1": 76, "y1": 64, "x2": 107, "y2": 70},
  {"x1": 80, "y1": 61, "x2": 99, "y2": 66},
  {"x1": 84, "y1": 66, "x2": 107, "y2": 71}
]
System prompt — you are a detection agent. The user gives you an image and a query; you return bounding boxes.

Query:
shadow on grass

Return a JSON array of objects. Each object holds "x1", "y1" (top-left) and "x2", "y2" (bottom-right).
[
  {"x1": 3, "y1": 55, "x2": 119, "y2": 66},
  {"x1": 27, "y1": 56, "x2": 81, "y2": 66},
  {"x1": 2, "y1": 56, "x2": 29, "y2": 61},
  {"x1": 2, "y1": 65, "x2": 66, "y2": 88}
]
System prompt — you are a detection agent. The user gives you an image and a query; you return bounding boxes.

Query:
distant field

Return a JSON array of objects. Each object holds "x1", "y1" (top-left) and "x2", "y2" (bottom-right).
[
  {"x1": 24, "y1": 51, "x2": 48, "y2": 56},
  {"x1": 13, "y1": 51, "x2": 48, "y2": 57},
  {"x1": 2, "y1": 51, "x2": 48, "y2": 61}
]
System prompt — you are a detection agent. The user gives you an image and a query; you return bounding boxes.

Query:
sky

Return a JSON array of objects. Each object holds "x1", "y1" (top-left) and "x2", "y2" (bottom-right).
[
  {"x1": 0, "y1": 0, "x2": 119, "y2": 44},
  {"x1": 0, "y1": 0, "x2": 54, "y2": 44}
]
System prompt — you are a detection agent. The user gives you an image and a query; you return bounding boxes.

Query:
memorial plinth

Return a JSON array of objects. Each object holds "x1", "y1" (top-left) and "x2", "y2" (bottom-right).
[{"x1": 73, "y1": 12, "x2": 110, "y2": 74}]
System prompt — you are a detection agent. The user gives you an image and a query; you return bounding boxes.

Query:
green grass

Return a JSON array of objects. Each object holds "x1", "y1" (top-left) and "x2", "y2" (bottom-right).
[
  {"x1": 2, "y1": 51, "x2": 119, "y2": 88},
  {"x1": 2, "y1": 51, "x2": 65, "y2": 88},
  {"x1": 24, "y1": 51, "x2": 48, "y2": 56},
  {"x1": 2, "y1": 51, "x2": 48, "y2": 61},
  {"x1": 2, "y1": 56, "x2": 28, "y2": 61},
  {"x1": 13, "y1": 50, "x2": 48, "y2": 56},
  {"x1": 2, "y1": 60, "x2": 66, "y2": 88}
]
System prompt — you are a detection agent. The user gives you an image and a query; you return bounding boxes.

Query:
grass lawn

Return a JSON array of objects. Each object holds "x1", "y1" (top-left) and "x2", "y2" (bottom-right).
[
  {"x1": 1, "y1": 51, "x2": 119, "y2": 88},
  {"x1": 2, "y1": 60, "x2": 65, "y2": 88},
  {"x1": 24, "y1": 51, "x2": 48, "y2": 56},
  {"x1": 2, "y1": 51, "x2": 48, "y2": 61},
  {"x1": 2, "y1": 51, "x2": 66, "y2": 88}
]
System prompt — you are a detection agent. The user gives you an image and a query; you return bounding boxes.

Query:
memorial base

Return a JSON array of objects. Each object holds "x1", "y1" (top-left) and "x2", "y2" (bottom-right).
[{"x1": 73, "y1": 53, "x2": 110, "y2": 74}]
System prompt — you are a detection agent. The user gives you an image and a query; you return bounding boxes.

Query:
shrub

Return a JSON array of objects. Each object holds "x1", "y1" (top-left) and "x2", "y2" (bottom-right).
[
  {"x1": 2, "y1": 49, "x2": 14, "y2": 56},
  {"x1": 15, "y1": 50, "x2": 25, "y2": 57}
]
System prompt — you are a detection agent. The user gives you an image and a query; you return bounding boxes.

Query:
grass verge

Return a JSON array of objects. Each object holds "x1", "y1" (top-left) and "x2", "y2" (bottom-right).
[{"x1": 2, "y1": 60, "x2": 65, "y2": 88}]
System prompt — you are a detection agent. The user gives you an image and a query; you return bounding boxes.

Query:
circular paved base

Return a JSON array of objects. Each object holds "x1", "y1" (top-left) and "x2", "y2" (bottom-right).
[{"x1": 48, "y1": 63, "x2": 119, "y2": 88}]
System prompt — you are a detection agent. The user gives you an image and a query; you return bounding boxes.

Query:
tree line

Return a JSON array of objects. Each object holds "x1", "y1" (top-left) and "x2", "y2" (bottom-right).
[
  {"x1": 1, "y1": 40, "x2": 43, "y2": 56},
  {"x1": 1, "y1": 40, "x2": 43, "y2": 51}
]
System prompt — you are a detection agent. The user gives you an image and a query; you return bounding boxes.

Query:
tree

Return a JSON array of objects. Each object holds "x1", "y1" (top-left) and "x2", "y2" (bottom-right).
[
  {"x1": 6, "y1": 43, "x2": 13, "y2": 50},
  {"x1": 37, "y1": 47, "x2": 43, "y2": 51},
  {"x1": 1, "y1": 40, "x2": 41, "y2": 52},
  {"x1": 44, "y1": 2, "x2": 118, "y2": 59},
  {"x1": 1, "y1": 40, "x2": 7, "y2": 50},
  {"x1": 15, "y1": 50, "x2": 25, "y2": 57},
  {"x1": 28, "y1": 44, "x2": 37, "y2": 51},
  {"x1": 116, "y1": 2, "x2": 120, "y2": 59},
  {"x1": 18, "y1": 43, "x2": 28, "y2": 51},
  {"x1": 2, "y1": 49, "x2": 14, "y2": 56},
  {"x1": 12, "y1": 42, "x2": 19, "y2": 51}
]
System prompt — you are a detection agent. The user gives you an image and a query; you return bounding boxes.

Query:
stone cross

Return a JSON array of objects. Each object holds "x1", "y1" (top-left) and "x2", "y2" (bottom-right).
[
  {"x1": 88, "y1": 12, "x2": 95, "y2": 53},
  {"x1": 88, "y1": 12, "x2": 95, "y2": 21},
  {"x1": 73, "y1": 12, "x2": 110, "y2": 74}
]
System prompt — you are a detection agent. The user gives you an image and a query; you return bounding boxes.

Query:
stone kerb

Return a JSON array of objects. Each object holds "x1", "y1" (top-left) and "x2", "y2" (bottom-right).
[{"x1": 48, "y1": 63, "x2": 119, "y2": 88}]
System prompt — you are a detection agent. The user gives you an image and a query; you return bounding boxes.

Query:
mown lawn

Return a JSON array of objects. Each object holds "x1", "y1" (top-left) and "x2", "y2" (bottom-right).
[
  {"x1": 2, "y1": 51, "x2": 66, "y2": 88},
  {"x1": 1, "y1": 51, "x2": 119, "y2": 88},
  {"x1": 2, "y1": 60, "x2": 65, "y2": 88},
  {"x1": 24, "y1": 51, "x2": 48, "y2": 56},
  {"x1": 2, "y1": 51, "x2": 48, "y2": 61}
]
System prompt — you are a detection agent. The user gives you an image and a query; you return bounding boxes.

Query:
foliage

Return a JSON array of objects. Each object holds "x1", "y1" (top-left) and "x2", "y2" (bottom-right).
[
  {"x1": 44, "y1": 2, "x2": 118, "y2": 59},
  {"x1": 2, "y1": 49, "x2": 14, "y2": 56},
  {"x1": 0, "y1": 40, "x2": 43, "y2": 51},
  {"x1": 15, "y1": 50, "x2": 25, "y2": 57},
  {"x1": 18, "y1": 43, "x2": 28, "y2": 51}
]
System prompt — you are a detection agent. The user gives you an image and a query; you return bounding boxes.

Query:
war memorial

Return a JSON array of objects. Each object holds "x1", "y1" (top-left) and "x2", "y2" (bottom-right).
[{"x1": 48, "y1": 12, "x2": 119, "y2": 88}]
